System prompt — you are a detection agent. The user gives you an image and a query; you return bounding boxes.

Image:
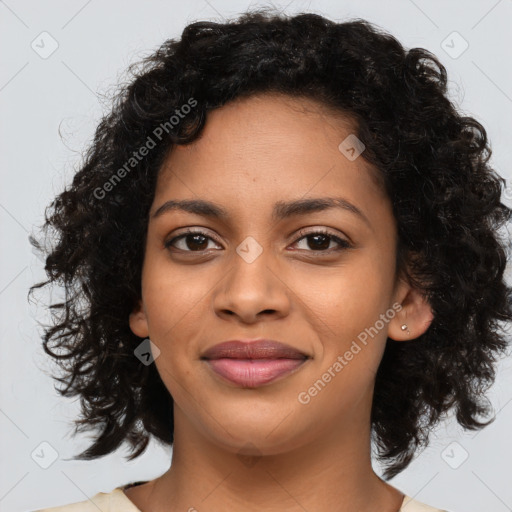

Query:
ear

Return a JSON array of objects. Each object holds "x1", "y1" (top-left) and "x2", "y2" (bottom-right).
[
  {"x1": 129, "y1": 299, "x2": 149, "y2": 338},
  {"x1": 388, "y1": 272, "x2": 434, "y2": 342}
]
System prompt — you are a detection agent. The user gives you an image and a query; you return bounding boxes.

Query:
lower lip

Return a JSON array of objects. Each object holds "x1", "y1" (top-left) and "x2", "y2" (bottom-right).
[{"x1": 204, "y1": 358, "x2": 307, "y2": 388}]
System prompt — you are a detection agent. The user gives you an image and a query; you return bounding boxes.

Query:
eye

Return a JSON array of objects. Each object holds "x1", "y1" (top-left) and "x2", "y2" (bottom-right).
[
  {"x1": 291, "y1": 228, "x2": 352, "y2": 253},
  {"x1": 164, "y1": 229, "x2": 222, "y2": 252}
]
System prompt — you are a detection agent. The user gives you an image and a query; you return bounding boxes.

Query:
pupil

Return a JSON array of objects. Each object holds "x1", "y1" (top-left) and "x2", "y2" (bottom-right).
[
  {"x1": 309, "y1": 234, "x2": 329, "y2": 250},
  {"x1": 187, "y1": 234, "x2": 207, "y2": 250}
]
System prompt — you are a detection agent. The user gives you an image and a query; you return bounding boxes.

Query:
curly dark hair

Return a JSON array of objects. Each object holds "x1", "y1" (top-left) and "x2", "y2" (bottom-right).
[{"x1": 28, "y1": 8, "x2": 512, "y2": 480}]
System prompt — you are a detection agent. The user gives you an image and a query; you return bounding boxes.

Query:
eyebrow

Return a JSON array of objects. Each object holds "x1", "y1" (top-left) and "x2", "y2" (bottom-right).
[{"x1": 151, "y1": 197, "x2": 371, "y2": 228}]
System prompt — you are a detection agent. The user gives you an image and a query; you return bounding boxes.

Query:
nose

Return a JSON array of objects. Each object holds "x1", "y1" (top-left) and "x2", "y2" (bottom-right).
[{"x1": 212, "y1": 241, "x2": 291, "y2": 324}]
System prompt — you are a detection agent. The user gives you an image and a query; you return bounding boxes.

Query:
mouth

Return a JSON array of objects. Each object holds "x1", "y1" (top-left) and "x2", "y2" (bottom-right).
[{"x1": 201, "y1": 339, "x2": 310, "y2": 388}]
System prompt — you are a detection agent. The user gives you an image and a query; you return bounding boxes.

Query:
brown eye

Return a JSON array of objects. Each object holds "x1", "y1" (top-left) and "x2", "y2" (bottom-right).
[
  {"x1": 292, "y1": 229, "x2": 352, "y2": 252},
  {"x1": 164, "y1": 229, "x2": 221, "y2": 252}
]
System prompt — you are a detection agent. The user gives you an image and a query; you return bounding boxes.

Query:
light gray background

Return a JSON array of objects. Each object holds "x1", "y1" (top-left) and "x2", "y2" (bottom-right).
[{"x1": 1, "y1": 1, "x2": 511, "y2": 511}]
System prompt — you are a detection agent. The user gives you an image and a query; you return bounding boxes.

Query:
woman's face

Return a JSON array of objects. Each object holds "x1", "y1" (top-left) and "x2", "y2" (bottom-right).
[{"x1": 130, "y1": 93, "x2": 430, "y2": 456}]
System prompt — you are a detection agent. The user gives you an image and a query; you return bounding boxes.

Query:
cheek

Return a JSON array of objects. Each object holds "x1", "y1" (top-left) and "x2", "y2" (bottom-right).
[
  {"x1": 299, "y1": 251, "x2": 394, "y2": 327},
  {"x1": 141, "y1": 255, "x2": 208, "y2": 332},
  {"x1": 140, "y1": 253, "x2": 221, "y2": 373},
  {"x1": 293, "y1": 251, "x2": 395, "y2": 371}
]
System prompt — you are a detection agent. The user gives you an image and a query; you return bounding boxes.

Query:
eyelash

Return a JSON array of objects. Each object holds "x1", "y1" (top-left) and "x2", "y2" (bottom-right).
[{"x1": 164, "y1": 228, "x2": 352, "y2": 254}]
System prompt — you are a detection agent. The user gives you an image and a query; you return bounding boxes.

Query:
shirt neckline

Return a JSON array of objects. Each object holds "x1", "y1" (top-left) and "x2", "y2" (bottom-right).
[{"x1": 117, "y1": 485, "x2": 410, "y2": 511}]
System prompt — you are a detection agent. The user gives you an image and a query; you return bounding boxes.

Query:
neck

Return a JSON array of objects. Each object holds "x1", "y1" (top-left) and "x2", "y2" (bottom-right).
[{"x1": 132, "y1": 405, "x2": 404, "y2": 512}]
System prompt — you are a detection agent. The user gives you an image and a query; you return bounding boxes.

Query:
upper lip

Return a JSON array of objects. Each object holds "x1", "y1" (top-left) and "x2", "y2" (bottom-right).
[{"x1": 201, "y1": 339, "x2": 309, "y2": 360}]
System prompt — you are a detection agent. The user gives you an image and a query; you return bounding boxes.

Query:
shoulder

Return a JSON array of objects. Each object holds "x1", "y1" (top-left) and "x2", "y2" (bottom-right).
[
  {"x1": 32, "y1": 488, "x2": 141, "y2": 512},
  {"x1": 400, "y1": 494, "x2": 453, "y2": 512}
]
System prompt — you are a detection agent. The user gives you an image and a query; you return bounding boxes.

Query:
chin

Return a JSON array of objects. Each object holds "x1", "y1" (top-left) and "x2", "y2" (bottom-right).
[{"x1": 206, "y1": 417, "x2": 310, "y2": 456}]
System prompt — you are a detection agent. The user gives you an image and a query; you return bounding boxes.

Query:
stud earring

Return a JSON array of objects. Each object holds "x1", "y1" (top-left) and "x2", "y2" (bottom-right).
[{"x1": 401, "y1": 324, "x2": 410, "y2": 336}]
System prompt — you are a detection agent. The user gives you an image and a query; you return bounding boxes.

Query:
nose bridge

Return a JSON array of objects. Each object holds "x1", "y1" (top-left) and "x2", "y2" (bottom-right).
[
  {"x1": 229, "y1": 234, "x2": 275, "y2": 297},
  {"x1": 213, "y1": 234, "x2": 289, "y2": 320}
]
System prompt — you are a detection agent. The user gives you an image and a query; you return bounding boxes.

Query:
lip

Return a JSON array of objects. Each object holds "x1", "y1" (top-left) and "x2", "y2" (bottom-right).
[{"x1": 201, "y1": 339, "x2": 310, "y2": 388}]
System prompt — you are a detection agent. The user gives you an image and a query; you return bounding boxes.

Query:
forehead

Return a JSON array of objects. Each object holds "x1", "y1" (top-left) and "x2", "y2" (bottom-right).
[{"x1": 153, "y1": 93, "x2": 388, "y2": 218}]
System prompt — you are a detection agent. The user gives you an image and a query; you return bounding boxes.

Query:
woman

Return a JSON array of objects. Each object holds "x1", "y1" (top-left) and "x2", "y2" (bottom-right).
[{"x1": 31, "y1": 9, "x2": 511, "y2": 512}]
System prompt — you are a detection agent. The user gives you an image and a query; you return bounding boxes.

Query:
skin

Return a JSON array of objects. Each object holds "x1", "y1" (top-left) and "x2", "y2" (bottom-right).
[{"x1": 127, "y1": 92, "x2": 434, "y2": 512}]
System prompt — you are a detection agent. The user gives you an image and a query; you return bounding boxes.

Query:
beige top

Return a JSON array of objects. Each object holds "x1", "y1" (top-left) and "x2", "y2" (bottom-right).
[{"x1": 34, "y1": 486, "x2": 450, "y2": 511}]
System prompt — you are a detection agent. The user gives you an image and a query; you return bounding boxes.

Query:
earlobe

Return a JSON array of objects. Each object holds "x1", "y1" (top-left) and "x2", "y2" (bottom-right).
[
  {"x1": 129, "y1": 299, "x2": 149, "y2": 338},
  {"x1": 388, "y1": 282, "x2": 434, "y2": 342}
]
